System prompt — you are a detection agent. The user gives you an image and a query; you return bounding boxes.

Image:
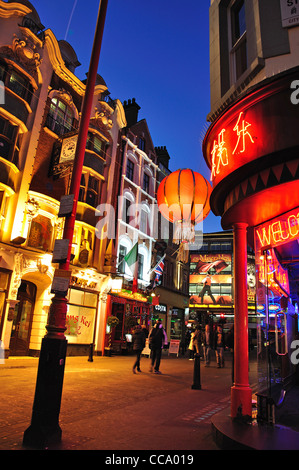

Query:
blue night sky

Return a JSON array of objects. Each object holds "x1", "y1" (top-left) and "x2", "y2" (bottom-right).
[{"x1": 34, "y1": 0, "x2": 222, "y2": 233}]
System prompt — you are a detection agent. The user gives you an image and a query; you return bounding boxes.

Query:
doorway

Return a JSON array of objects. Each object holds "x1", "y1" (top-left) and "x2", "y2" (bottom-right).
[{"x1": 9, "y1": 280, "x2": 36, "y2": 355}]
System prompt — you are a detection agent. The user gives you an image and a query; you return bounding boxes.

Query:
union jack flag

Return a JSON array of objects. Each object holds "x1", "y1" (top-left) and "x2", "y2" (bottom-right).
[{"x1": 153, "y1": 257, "x2": 165, "y2": 287}]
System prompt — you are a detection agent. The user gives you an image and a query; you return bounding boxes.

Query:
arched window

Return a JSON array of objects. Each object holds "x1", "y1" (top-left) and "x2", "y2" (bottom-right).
[{"x1": 46, "y1": 97, "x2": 75, "y2": 136}]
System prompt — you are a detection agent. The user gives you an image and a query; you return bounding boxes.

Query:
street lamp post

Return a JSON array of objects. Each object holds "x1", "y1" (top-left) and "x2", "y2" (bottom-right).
[{"x1": 23, "y1": 0, "x2": 108, "y2": 448}]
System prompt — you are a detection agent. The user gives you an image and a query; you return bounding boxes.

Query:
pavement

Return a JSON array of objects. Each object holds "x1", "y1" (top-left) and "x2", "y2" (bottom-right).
[{"x1": 1, "y1": 350, "x2": 299, "y2": 454}]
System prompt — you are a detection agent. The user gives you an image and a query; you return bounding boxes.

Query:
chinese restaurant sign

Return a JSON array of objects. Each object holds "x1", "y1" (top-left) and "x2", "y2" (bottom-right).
[
  {"x1": 255, "y1": 206, "x2": 299, "y2": 251},
  {"x1": 204, "y1": 75, "x2": 299, "y2": 187}
]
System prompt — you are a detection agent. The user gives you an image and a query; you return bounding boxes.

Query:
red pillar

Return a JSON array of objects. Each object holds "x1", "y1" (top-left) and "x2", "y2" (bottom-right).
[{"x1": 231, "y1": 223, "x2": 252, "y2": 418}]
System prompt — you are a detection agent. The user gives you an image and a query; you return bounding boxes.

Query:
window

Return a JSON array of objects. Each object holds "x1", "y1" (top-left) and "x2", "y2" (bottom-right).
[
  {"x1": 138, "y1": 137, "x2": 145, "y2": 151},
  {"x1": 138, "y1": 253, "x2": 144, "y2": 280},
  {"x1": 118, "y1": 245, "x2": 127, "y2": 274},
  {"x1": 86, "y1": 132, "x2": 105, "y2": 158},
  {"x1": 66, "y1": 288, "x2": 96, "y2": 344},
  {"x1": 143, "y1": 173, "x2": 150, "y2": 193},
  {"x1": 230, "y1": 0, "x2": 247, "y2": 81},
  {"x1": 126, "y1": 159, "x2": 134, "y2": 180},
  {"x1": 0, "y1": 191, "x2": 7, "y2": 233},
  {"x1": 0, "y1": 62, "x2": 33, "y2": 103},
  {"x1": 122, "y1": 197, "x2": 131, "y2": 224},
  {"x1": 27, "y1": 214, "x2": 53, "y2": 251},
  {"x1": 78, "y1": 173, "x2": 101, "y2": 208},
  {"x1": 0, "y1": 116, "x2": 19, "y2": 165},
  {"x1": 46, "y1": 97, "x2": 74, "y2": 136}
]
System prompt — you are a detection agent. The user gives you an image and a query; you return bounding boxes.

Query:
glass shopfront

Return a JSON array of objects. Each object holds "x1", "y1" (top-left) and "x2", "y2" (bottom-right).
[
  {"x1": 66, "y1": 288, "x2": 97, "y2": 344},
  {"x1": 255, "y1": 209, "x2": 299, "y2": 405}
]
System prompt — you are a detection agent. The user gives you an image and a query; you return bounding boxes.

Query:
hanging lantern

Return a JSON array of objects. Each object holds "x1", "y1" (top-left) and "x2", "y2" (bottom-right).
[{"x1": 157, "y1": 169, "x2": 212, "y2": 262}]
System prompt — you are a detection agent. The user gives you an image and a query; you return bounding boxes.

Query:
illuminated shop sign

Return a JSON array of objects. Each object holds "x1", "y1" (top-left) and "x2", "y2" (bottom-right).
[
  {"x1": 210, "y1": 112, "x2": 255, "y2": 181},
  {"x1": 203, "y1": 73, "x2": 299, "y2": 187},
  {"x1": 258, "y1": 249, "x2": 290, "y2": 298},
  {"x1": 255, "y1": 206, "x2": 299, "y2": 250}
]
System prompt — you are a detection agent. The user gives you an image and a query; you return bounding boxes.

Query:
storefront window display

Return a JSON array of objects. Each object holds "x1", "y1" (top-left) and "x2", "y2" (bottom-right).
[
  {"x1": 66, "y1": 288, "x2": 97, "y2": 344},
  {"x1": 171, "y1": 308, "x2": 184, "y2": 340}
]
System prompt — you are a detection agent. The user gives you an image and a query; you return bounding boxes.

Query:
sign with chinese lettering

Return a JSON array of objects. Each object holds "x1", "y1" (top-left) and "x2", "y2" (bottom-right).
[
  {"x1": 210, "y1": 111, "x2": 255, "y2": 181},
  {"x1": 203, "y1": 73, "x2": 299, "y2": 188},
  {"x1": 280, "y1": 0, "x2": 299, "y2": 28},
  {"x1": 255, "y1": 206, "x2": 299, "y2": 251}
]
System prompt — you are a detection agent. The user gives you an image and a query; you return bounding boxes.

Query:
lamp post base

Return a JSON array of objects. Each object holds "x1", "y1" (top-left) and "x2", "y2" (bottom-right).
[{"x1": 23, "y1": 336, "x2": 67, "y2": 449}]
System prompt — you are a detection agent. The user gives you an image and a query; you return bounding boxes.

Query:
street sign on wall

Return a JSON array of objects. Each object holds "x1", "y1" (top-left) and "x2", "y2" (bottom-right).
[{"x1": 280, "y1": 0, "x2": 299, "y2": 28}]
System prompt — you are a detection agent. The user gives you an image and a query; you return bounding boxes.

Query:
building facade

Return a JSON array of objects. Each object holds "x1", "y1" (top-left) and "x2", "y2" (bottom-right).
[
  {"x1": 0, "y1": 0, "x2": 126, "y2": 357},
  {"x1": 102, "y1": 101, "x2": 190, "y2": 354},
  {"x1": 205, "y1": 0, "x2": 299, "y2": 417}
]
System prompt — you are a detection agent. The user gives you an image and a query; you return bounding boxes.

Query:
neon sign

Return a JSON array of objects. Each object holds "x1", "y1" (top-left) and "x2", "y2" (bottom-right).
[
  {"x1": 255, "y1": 207, "x2": 299, "y2": 250},
  {"x1": 210, "y1": 112, "x2": 255, "y2": 181},
  {"x1": 258, "y1": 249, "x2": 289, "y2": 297}
]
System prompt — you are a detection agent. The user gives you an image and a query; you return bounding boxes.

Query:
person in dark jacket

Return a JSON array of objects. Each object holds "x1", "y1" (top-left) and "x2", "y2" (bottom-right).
[
  {"x1": 214, "y1": 324, "x2": 225, "y2": 368},
  {"x1": 132, "y1": 324, "x2": 146, "y2": 373},
  {"x1": 148, "y1": 320, "x2": 168, "y2": 374}
]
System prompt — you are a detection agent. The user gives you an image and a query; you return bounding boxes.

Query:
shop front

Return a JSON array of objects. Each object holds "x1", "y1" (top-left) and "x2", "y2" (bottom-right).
[
  {"x1": 203, "y1": 66, "x2": 299, "y2": 419},
  {"x1": 104, "y1": 290, "x2": 153, "y2": 355}
]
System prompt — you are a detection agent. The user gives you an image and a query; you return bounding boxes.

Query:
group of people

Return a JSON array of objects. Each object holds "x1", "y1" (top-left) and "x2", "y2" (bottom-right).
[
  {"x1": 187, "y1": 323, "x2": 234, "y2": 369},
  {"x1": 131, "y1": 319, "x2": 167, "y2": 374},
  {"x1": 131, "y1": 319, "x2": 234, "y2": 376}
]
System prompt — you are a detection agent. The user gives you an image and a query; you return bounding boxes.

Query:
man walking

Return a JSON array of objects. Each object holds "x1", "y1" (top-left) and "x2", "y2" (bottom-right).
[{"x1": 149, "y1": 319, "x2": 168, "y2": 374}]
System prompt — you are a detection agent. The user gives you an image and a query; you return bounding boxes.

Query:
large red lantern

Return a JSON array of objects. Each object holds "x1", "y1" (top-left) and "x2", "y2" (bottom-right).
[{"x1": 157, "y1": 169, "x2": 212, "y2": 261}]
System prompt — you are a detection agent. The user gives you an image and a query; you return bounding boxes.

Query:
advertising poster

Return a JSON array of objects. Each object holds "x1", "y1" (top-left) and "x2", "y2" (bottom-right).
[{"x1": 190, "y1": 253, "x2": 232, "y2": 306}]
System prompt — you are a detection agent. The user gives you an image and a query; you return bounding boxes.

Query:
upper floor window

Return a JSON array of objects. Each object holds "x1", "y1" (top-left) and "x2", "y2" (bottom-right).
[
  {"x1": 143, "y1": 172, "x2": 150, "y2": 193},
  {"x1": 79, "y1": 172, "x2": 101, "y2": 208},
  {"x1": 230, "y1": 0, "x2": 247, "y2": 81},
  {"x1": 118, "y1": 244, "x2": 127, "y2": 274},
  {"x1": 0, "y1": 116, "x2": 19, "y2": 166},
  {"x1": 27, "y1": 214, "x2": 53, "y2": 251},
  {"x1": 46, "y1": 97, "x2": 74, "y2": 136},
  {"x1": 0, "y1": 62, "x2": 33, "y2": 104},
  {"x1": 86, "y1": 132, "x2": 105, "y2": 158},
  {"x1": 138, "y1": 137, "x2": 145, "y2": 151},
  {"x1": 126, "y1": 159, "x2": 134, "y2": 181}
]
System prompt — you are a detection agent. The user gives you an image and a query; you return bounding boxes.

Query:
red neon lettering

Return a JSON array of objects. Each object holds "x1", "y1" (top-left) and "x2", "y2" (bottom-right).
[
  {"x1": 288, "y1": 214, "x2": 299, "y2": 237},
  {"x1": 271, "y1": 221, "x2": 290, "y2": 244},
  {"x1": 232, "y1": 112, "x2": 255, "y2": 154},
  {"x1": 256, "y1": 225, "x2": 271, "y2": 247},
  {"x1": 210, "y1": 129, "x2": 228, "y2": 180}
]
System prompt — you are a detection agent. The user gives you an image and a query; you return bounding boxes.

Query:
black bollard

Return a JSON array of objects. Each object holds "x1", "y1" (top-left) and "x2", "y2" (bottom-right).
[
  {"x1": 191, "y1": 353, "x2": 201, "y2": 390},
  {"x1": 88, "y1": 343, "x2": 94, "y2": 362}
]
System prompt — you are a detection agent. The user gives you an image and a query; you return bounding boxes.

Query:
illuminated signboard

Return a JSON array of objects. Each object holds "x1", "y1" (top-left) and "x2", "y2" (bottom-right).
[
  {"x1": 203, "y1": 73, "x2": 299, "y2": 188},
  {"x1": 210, "y1": 112, "x2": 255, "y2": 181},
  {"x1": 258, "y1": 248, "x2": 289, "y2": 297},
  {"x1": 255, "y1": 206, "x2": 299, "y2": 251},
  {"x1": 190, "y1": 253, "x2": 232, "y2": 306}
]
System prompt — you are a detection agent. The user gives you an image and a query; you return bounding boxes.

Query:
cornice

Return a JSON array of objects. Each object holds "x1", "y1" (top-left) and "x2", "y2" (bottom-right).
[
  {"x1": 0, "y1": 1, "x2": 31, "y2": 18},
  {"x1": 44, "y1": 29, "x2": 85, "y2": 96}
]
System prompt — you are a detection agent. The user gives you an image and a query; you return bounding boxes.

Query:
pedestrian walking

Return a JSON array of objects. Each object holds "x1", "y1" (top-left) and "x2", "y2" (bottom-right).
[
  {"x1": 149, "y1": 319, "x2": 168, "y2": 374},
  {"x1": 132, "y1": 324, "x2": 146, "y2": 373},
  {"x1": 203, "y1": 324, "x2": 212, "y2": 366},
  {"x1": 214, "y1": 324, "x2": 225, "y2": 368}
]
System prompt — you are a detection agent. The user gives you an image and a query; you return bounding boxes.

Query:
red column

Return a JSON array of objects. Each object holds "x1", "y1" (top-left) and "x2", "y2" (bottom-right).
[{"x1": 231, "y1": 223, "x2": 252, "y2": 418}]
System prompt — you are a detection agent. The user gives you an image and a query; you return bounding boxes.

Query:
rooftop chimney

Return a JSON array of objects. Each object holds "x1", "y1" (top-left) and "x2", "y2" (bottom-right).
[{"x1": 123, "y1": 98, "x2": 140, "y2": 127}]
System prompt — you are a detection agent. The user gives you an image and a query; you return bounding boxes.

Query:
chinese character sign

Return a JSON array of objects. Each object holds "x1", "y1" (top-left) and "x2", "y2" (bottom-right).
[{"x1": 210, "y1": 111, "x2": 255, "y2": 181}]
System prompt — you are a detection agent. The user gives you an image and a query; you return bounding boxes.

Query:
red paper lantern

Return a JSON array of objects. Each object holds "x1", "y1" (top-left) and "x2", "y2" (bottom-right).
[{"x1": 157, "y1": 169, "x2": 212, "y2": 224}]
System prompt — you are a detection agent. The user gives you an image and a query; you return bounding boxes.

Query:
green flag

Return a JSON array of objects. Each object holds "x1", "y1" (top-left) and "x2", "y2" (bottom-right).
[{"x1": 124, "y1": 242, "x2": 138, "y2": 274}]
